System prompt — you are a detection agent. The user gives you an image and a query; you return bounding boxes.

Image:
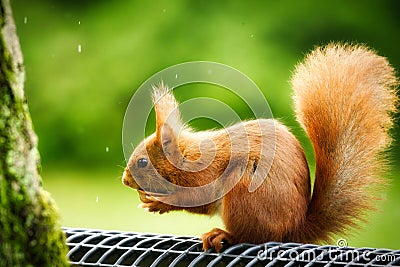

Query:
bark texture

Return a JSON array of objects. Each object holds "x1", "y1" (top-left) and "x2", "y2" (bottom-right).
[{"x1": 0, "y1": 0, "x2": 69, "y2": 266}]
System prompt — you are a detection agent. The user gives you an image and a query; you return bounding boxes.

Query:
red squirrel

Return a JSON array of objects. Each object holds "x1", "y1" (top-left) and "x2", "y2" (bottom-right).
[{"x1": 122, "y1": 43, "x2": 398, "y2": 252}]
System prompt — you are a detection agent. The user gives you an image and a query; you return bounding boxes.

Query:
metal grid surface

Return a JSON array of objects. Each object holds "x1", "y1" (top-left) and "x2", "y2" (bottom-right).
[{"x1": 63, "y1": 228, "x2": 400, "y2": 267}]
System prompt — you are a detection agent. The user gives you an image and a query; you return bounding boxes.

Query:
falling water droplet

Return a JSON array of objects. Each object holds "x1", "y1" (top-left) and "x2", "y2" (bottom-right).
[
  {"x1": 105, "y1": 147, "x2": 109, "y2": 152},
  {"x1": 78, "y1": 44, "x2": 82, "y2": 53},
  {"x1": 96, "y1": 196, "x2": 99, "y2": 203},
  {"x1": 23, "y1": 17, "x2": 28, "y2": 24},
  {"x1": 250, "y1": 34, "x2": 254, "y2": 38},
  {"x1": 175, "y1": 74, "x2": 178, "y2": 79},
  {"x1": 78, "y1": 20, "x2": 81, "y2": 25}
]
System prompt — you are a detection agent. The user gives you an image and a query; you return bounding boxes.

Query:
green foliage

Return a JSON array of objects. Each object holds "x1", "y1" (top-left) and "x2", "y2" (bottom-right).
[
  {"x1": 10, "y1": 0, "x2": 399, "y2": 167},
  {"x1": 8, "y1": 0, "x2": 400, "y2": 250}
]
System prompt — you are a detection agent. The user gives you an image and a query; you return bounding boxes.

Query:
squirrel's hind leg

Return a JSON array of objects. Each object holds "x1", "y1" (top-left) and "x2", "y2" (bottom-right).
[{"x1": 201, "y1": 228, "x2": 233, "y2": 252}]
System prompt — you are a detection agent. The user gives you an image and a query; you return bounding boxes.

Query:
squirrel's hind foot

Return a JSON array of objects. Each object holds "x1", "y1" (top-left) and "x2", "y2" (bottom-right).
[{"x1": 201, "y1": 228, "x2": 233, "y2": 253}]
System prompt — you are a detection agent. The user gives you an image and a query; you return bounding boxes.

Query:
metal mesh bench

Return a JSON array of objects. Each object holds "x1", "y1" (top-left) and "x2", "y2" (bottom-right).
[{"x1": 63, "y1": 227, "x2": 400, "y2": 267}]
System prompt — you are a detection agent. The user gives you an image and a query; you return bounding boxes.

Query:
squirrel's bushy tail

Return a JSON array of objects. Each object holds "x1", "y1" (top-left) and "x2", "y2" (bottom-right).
[{"x1": 291, "y1": 43, "x2": 398, "y2": 243}]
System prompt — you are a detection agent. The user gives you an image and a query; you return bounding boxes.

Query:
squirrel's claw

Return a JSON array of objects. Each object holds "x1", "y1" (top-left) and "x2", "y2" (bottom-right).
[
  {"x1": 137, "y1": 203, "x2": 150, "y2": 211},
  {"x1": 201, "y1": 228, "x2": 233, "y2": 253}
]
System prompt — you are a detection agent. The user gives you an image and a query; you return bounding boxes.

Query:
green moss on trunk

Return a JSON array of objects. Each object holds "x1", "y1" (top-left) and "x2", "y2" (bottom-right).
[{"x1": 0, "y1": 0, "x2": 69, "y2": 266}]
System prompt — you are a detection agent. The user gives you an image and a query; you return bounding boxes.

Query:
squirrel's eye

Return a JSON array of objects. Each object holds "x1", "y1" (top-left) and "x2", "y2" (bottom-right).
[{"x1": 137, "y1": 158, "x2": 148, "y2": 168}]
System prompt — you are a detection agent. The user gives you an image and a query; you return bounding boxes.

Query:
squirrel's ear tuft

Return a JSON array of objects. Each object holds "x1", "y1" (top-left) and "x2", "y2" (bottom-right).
[{"x1": 152, "y1": 82, "x2": 183, "y2": 141}]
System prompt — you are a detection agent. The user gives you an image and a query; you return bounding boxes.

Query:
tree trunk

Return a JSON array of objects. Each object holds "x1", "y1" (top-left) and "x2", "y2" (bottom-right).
[{"x1": 0, "y1": 0, "x2": 69, "y2": 266}]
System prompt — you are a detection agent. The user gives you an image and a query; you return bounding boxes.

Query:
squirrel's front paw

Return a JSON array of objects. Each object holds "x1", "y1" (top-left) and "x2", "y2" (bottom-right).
[{"x1": 138, "y1": 195, "x2": 172, "y2": 214}]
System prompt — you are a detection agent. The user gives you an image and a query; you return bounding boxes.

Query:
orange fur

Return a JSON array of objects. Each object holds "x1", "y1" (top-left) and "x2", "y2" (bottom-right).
[
  {"x1": 122, "y1": 43, "x2": 398, "y2": 252},
  {"x1": 291, "y1": 43, "x2": 398, "y2": 243}
]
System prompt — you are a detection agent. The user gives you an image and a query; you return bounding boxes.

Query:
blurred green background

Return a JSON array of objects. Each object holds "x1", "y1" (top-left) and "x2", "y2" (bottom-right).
[{"x1": 11, "y1": 0, "x2": 400, "y2": 249}]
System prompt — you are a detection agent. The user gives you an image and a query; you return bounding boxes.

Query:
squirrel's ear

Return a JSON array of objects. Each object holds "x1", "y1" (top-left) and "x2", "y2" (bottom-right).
[
  {"x1": 160, "y1": 123, "x2": 181, "y2": 161},
  {"x1": 152, "y1": 82, "x2": 183, "y2": 141}
]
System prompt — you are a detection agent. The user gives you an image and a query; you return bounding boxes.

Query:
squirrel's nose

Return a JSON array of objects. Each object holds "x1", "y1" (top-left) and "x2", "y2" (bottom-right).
[
  {"x1": 122, "y1": 177, "x2": 130, "y2": 186},
  {"x1": 122, "y1": 167, "x2": 141, "y2": 190},
  {"x1": 122, "y1": 167, "x2": 131, "y2": 186}
]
